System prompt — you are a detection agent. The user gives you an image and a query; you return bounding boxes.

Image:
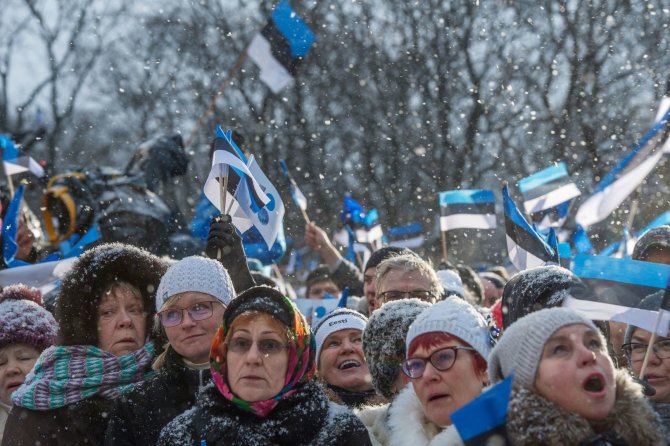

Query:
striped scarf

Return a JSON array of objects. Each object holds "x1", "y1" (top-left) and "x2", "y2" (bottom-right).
[
  {"x1": 12, "y1": 342, "x2": 156, "y2": 410},
  {"x1": 210, "y1": 295, "x2": 316, "y2": 417}
]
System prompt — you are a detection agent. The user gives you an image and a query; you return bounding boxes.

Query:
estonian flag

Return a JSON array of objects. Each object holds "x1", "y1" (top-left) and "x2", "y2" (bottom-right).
[
  {"x1": 439, "y1": 189, "x2": 497, "y2": 231},
  {"x1": 279, "y1": 160, "x2": 308, "y2": 211},
  {"x1": 0, "y1": 134, "x2": 44, "y2": 178},
  {"x1": 247, "y1": 1, "x2": 316, "y2": 94},
  {"x1": 517, "y1": 162, "x2": 580, "y2": 215},
  {"x1": 563, "y1": 254, "x2": 670, "y2": 333},
  {"x1": 599, "y1": 211, "x2": 670, "y2": 257},
  {"x1": 451, "y1": 375, "x2": 513, "y2": 446},
  {"x1": 503, "y1": 184, "x2": 558, "y2": 271},
  {"x1": 576, "y1": 97, "x2": 670, "y2": 227},
  {"x1": 387, "y1": 222, "x2": 425, "y2": 249}
]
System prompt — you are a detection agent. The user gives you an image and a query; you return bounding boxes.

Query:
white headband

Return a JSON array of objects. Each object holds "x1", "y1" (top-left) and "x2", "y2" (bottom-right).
[{"x1": 315, "y1": 312, "x2": 368, "y2": 361}]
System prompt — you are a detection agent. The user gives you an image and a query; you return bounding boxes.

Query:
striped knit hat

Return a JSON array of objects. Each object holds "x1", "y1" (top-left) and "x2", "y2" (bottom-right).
[{"x1": 0, "y1": 285, "x2": 58, "y2": 352}]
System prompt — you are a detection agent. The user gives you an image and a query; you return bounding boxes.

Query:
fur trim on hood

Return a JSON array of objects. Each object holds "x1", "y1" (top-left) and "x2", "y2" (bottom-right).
[
  {"x1": 506, "y1": 369, "x2": 666, "y2": 445},
  {"x1": 356, "y1": 403, "x2": 391, "y2": 446},
  {"x1": 55, "y1": 243, "x2": 168, "y2": 346},
  {"x1": 387, "y1": 385, "x2": 464, "y2": 446}
]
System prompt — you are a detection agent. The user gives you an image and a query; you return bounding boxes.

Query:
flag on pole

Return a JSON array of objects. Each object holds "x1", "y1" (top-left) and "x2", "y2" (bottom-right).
[
  {"x1": 575, "y1": 99, "x2": 670, "y2": 227},
  {"x1": 599, "y1": 211, "x2": 670, "y2": 257},
  {"x1": 2, "y1": 184, "x2": 25, "y2": 267},
  {"x1": 355, "y1": 208, "x2": 383, "y2": 245},
  {"x1": 517, "y1": 162, "x2": 581, "y2": 215},
  {"x1": 0, "y1": 134, "x2": 44, "y2": 177},
  {"x1": 439, "y1": 189, "x2": 497, "y2": 231},
  {"x1": 279, "y1": 160, "x2": 307, "y2": 211},
  {"x1": 247, "y1": 0, "x2": 316, "y2": 93},
  {"x1": 0, "y1": 257, "x2": 76, "y2": 295},
  {"x1": 502, "y1": 184, "x2": 558, "y2": 271},
  {"x1": 387, "y1": 222, "x2": 425, "y2": 248}
]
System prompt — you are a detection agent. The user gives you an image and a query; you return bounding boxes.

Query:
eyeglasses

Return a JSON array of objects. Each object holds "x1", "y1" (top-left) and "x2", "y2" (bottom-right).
[
  {"x1": 226, "y1": 338, "x2": 289, "y2": 358},
  {"x1": 402, "y1": 346, "x2": 475, "y2": 379},
  {"x1": 378, "y1": 290, "x2": 434, "y2": 303},
  {"x1": 158, "y1": 301, "x2": 221, "y2": 327},
  {"x1": 622, "y1": 339, "x2": 670, "y2": 362}
]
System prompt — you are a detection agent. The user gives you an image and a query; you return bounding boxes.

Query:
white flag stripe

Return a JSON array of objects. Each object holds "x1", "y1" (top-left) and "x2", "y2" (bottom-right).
[
  {"x1": 389, "y1": 235, "x2": 425, "y2": 249},
  {"x1": 440, "y1": 213, "x2": 497, "y2": 231},
  {"x1": 247, "y1": 34, "x2": 294, "y2": 93},
  {"x1": 505, "y1": 234, "x2": 551, "y2": 271},
  {"x1": 356, "y1": 224, "x2": 383, "y2": 244},
  {"x1": 523, "y1": 183, "x2": 581, "y2": 214},
  {"x1": 655, "y1": 97, "x2": 670, "y2": 122},
  {"x1": 0, "y1": 258, "x2": 76, "y2": 294}
]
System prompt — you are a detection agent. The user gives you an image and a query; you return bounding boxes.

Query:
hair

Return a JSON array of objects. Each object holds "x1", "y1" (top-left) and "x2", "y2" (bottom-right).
[
  {"x1": 487, "y1": 266, "x2": 510, "y2": 282},
  {"x1": 101, "y1": 281, "x2": 143, "y2": 306},
  {"x1": 455, "y1": 264, "x2": 485, "y2": 306},
  {"x1": 374, "y1": 253, "x2": 441, "y2": 300},
  {"x1": 305, "y1": 265, "x2": 335, "y2": 296},
  {"x1": 407, "y1": 332, "x2": 487, "y2": 377}
]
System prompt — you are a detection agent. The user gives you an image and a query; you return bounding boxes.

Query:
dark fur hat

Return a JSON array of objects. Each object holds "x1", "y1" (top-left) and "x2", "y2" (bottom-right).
[{"x1": 55, "y1": 243, "x2": 168, "y2": 346}]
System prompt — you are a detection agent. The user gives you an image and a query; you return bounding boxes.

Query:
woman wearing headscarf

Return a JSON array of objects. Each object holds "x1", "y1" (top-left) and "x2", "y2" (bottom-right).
[
  {"x1": 158, "y1": 286, "x2": 371, "y2": 445},
  {"x1": 489, "y1": 307, "x2": 665, "y2": 445},
  {"x1": 105, "y1": 256, "x2": 236, "y2": 445},
  {"x1": 3, "y1": 243, "x2": 167, "y2": 446},
  {"x1": 0, "y1": 285, "x2": 58, "y2": 442}
]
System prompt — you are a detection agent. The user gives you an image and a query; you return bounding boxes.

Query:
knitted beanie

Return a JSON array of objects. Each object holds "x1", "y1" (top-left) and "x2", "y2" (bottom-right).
[
  {"x1": 632, "y1": 225, "x2": 670, "y2": 260},
  {"x1": 364, "y1": 246, "x2": 415, "y2": 272},
  {"x1": 362, "y1": 298, "x2": 430, "y2": 399},
  {"x1": 436, "y1": 269, "x2": 465, "y2": 298},
  {"x1": 223, "y1": 285, "x2": 294, "y2": 329},
  {"x1": 0, "y1": 284, "x2": 58, "y2": 352},
  {"x1": 314, "y1": 308, "x2": 368, "y2": 361},
  {"x1": 406, "y1": 297, "x2": 491, "y2": 361},
  {"x1": 155, "y1": 256, "x2": 235, "y2": 311},
  {"x1": 488, "y1": 307, "x2": 598, "y2": 387},
  {"x1": 623, "y1": 290, "x2": 664, "y2": 346}
]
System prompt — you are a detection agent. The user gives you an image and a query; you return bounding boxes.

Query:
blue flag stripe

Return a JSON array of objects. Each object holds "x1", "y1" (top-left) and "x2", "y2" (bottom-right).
[
  {"x1": 271, "y1": 0, "x2": 316, "y2": 58},
  {"x1": 573, "y1": 254, "x2": 670, "y2": 289},
  {"x1": 439, "y1": 189, "x2": 495, "y2": 206},
  {"x1": 517, "y1": 162, "x2": 569, "y2": 193}
]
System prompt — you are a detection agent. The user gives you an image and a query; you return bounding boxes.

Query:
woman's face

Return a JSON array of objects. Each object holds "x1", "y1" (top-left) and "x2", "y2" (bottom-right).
[
  {"x1": 97, "y1": 283, "x2": 146, "y2": 356},
  {"x1": 411, "y1": 340, "x2": 487, "y2": 427},
  {"x1": 0, "y1": 343, "x2": 40, "y2": 405},
  {"x1": 628, "y1": 328, "x2": 670, "y2": 403},
  {"x1": 162, "y1": 292, "x2": 225, "y2": 364},
  {"x1": 226, "y1": 314, "x2": 289, "y2": 402},
  {"x1": 535, "y1": 324, "x2": 616, "y2": 420},
  {"x1": 318, "y1": 329, "x2": 373, "y2": 392}
]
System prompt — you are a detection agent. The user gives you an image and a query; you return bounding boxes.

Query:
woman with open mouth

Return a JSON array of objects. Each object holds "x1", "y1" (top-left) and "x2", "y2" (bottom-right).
[
  {"x1": 387, "y1": 297, "x2": 494, "y2": 445},
  {"x1": 489, "y1": 307, "x2": 665, "y2": 445}
]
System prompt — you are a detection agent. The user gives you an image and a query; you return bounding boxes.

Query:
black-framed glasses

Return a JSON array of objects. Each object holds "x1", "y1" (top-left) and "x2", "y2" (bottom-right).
[
  {"x1": 158, "y1": 301, "x2": 221, "y2": 327},
  {"x1": 378, "y1": 290, "x2": 434, "y2": 303},
  {"x1": 402, "y1": 346, "x2": 475, "y2": 379},
  {"x1": 226, "y1": 338, "x2": 289, "y2": 358},
  {"x1": 622, "y1": 339, "x2": 670, "y2": 362}
]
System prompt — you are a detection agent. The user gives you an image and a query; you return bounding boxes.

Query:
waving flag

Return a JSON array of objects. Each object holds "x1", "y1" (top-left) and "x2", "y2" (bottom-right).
[
  {"x1": 599, "y1": 211, "x2": 670, "y2": 257},
  {"x1": 503, "y1": 184, "x2": 558, "y2": 271},
  {"x1": 517, "y1": 162, "x2": 580, "y2": 215},
  {"x1": 247, "y1": 0, "x2": 316, "y2": 93},
  {"x1": 0, "y1": 135, "x2": 44, "y2": 178},
  {"x1": 575, "y1": 99, "x2": 670, "y2": 227},
  {"x1": 387, "y1": 222, "x2": 425, "y2": 248},
  {"x1": 439, "y1": 189, "x2": 497, "y2": 231},
  {"x1": 2, "y1": 184, "x2": 25, "y2": 267},
  {"x1": 279, "y1": 160, "x2": 307, "y2": 211}
]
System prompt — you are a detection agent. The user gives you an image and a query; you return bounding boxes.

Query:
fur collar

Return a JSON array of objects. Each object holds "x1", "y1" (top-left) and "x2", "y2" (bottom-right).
[
  {"x1": 507, "y1": 369, "x2": 665, "y2": 445},
  {"x1": 356, "y1": 404, "x2": 390, "y2": 446},
  {"x1": 387, "y1": 385, "x2": 464, "y2": 446}
]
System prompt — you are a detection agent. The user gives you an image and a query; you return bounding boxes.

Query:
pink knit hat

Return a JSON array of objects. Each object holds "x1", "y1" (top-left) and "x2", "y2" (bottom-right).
[{"x1": 0, "y1": 284, "x2": 58, "y2": 351}]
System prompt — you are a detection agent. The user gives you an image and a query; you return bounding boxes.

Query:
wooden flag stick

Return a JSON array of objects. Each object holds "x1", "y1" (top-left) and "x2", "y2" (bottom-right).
[
  {"x1": 300, "y1": 207, "x2": 311, "y2": 225},
  {"x1": 216, "y1": 164, "x2": 229, "y2": 260},
  {"x1": 640, "y1": 331, "x2": 658, "y2": 380},
  {"x1": 441, "y1": 230, "x2": 448, "y2": 264}
]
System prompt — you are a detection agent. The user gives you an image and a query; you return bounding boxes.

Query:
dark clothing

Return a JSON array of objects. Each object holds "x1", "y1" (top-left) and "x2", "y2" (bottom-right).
[
  {"x1": 332, "y1": 258, "x2": 364, "y2": 297},
  {"x1": 158, "y1": 380, "x2": 372, "y2": 446},
  {"x1": 2, "y1": 396, "x2": 112, "y2": 446},
  {"x1": 105, "y1": 347, "x2": 211, "y2": 446},
  {"x1": 324, "y1": 383, "x2": 385, "y2": 409}
]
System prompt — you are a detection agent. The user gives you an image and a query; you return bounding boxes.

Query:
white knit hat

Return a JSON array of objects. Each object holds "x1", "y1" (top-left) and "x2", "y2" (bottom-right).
[
  {"x1": 488, "y1": 307, "x2": 598, "y2": 387},
  {"x1": 436, "y1": 269, "x2": 465, "y2": 298},
  {"x1": 155, "y1": 256, "x2": 236, "y2": 312},
  {"x1": 406, "y1": 297, "x2": 491, "y2": 361},
  {"x1": 314, "y1": 308, "x2": 368, "y2": 362}
]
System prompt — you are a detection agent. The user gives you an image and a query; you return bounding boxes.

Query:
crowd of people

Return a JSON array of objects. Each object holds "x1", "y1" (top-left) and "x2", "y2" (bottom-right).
[{"x1": 0, "y1": 168, "x2": 669, "y2": 445}]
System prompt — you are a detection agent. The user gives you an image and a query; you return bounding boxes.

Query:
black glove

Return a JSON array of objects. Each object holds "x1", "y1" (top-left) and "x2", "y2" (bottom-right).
[{"x1": 206, "y1": 215, "x2": 256, "y2": 292}]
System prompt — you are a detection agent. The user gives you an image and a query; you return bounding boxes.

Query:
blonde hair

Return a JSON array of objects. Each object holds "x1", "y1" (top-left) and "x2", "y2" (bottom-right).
[{"x1": 374, "y1": 254, "x2": 441, "y2": 300}]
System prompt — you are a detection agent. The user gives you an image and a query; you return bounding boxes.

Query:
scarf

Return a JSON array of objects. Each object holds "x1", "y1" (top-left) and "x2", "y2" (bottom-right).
[
  {"x1": 210, "y1": 294, "x2": 316, "y2": 417},
  {"x1": 12, "y1": 342, "x2": 156, "y2": 410}
]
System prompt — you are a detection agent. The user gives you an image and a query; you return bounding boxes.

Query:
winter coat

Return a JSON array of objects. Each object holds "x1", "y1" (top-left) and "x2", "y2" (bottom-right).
[
  {"x1": 652, "y1": 402, "x2": 670, "y2": 445},
  {"x1": 0, "y1": 402, "x2": 9, "y2": 444},
  {"x1": 506, "y1": 369, "x2": 666, "y2": 445},
  {"x1": 356, "y1": 403, "x2": 392, "y2": 446},
  {"x1": 387, "y1": 385, "x2": 464, "y2": 446},
  {"x1": 321, "y1": 380, "x2": 386, "y2": 409},
  {"x1": 157, "y1": 380, "x2": 372, "y2": 446},
  {"x1": 104, "y1": 346, "x2": 212, "y2": 446},
  {"x1": 332, "y1": 258, "x2": 364, "y2": 298},
  {"x1": 2, "y1": 396, "x2": 113, "y2": 446}
]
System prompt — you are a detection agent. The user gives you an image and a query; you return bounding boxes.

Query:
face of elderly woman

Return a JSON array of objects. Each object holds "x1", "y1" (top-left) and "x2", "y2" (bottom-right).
[
  {"x1": 97, "y1": 283, "x2": 146, "y2": 356},
  {"x1": 535, "y1": 324, "x2": 616, "y2": 420},
  {"x1": 408, "y1": 337, "x2": 487, "y2": 427},
  {"x1": 319, "y1": 329, "x2": 373, "y2": 392},
  {"x1": 226, "y1": 314, "x2": 289, "y2": 401},
  {"x1": 0, "y1": 343, "x2": 40, "y2": 405}
]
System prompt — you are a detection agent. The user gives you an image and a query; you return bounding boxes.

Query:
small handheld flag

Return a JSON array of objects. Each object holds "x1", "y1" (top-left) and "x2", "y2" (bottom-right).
[
  {"x1": 279, "y1": 159, "x2": 309, "y2": 223},
  {"x1": 517, "y1": 162, "x2": 580, "y2": 215},
  {"x1": 438, "y1": 189, "x2": 497, "y2": 231},
  {"x1": 0, "y1": 135, "x2": 45, "y2": 179},
  {"x1": 387, "y1": 222, "x2": 425, "y2": 249}
]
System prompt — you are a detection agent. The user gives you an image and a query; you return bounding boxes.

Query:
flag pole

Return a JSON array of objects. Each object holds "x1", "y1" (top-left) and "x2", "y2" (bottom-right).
[
  {"x1": 216, "y1": 164, "x2": 229, "y2": 260},
  {"x1": 300, "y1": 207, "x2": 311, "y2": 225},
  {"x1": 441, "y1": 230, "x2": 448, "y2": 263},
  {"x1": 639, "y1": 284, "x2": 670, "y2": 380}
]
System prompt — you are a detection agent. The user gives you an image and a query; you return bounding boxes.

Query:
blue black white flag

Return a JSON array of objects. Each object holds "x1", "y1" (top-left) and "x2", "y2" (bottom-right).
[
  {"x1": 247, "y1": 0, "x2": 316, "y2": 93},
  {"x1": 2, "y1": 184, "x2": 24, "y2": 267},
  {"x1": 503, "y1": 184, "x2": 558, "y2": 271},
  {"x1": 0, "y1": 134, "x2": 44, "y2": 178},
  {"x1": 517, "y1": 162, "x2": 580, "y2": 215},
  {"x1": 279, "y1": 160, "x2": 307, "y2": 211},
  {"x1": 576, "y1": 98, "x2": 670, "y2": 227},
  {"x1": 387, "y1": 222, "x2": 425, "y2": 248},
  {"x1": 599, "y1": 211, "x2": 670, "y2": 257},
  {"x1": 439, "y1": 189, "x2": 497, "y2": 231}
]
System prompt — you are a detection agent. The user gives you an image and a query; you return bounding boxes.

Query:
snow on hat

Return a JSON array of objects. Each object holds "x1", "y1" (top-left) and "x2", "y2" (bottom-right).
[
  {"x1": 406, "y1": 297, "x2": 491, "y2": 361},
  {"x1": 156, "y1": 256, "x2": 235, "y2": 312},
  {"x1": 632, "y1": 226, "x2": 670, "y2": 261},
  {"x1": 436, "y1": 269, "x2": 465, "y2": 298},
  {"x1": 314, "y1": 308, "x2": 368, "y2": 362},
  {"x1": 0, "y1": 284, "x2": 58, "y2": 352},
  {"x1": 488, "y1": 307, "x2": 598, "y2": 387},
  {"x1": 363, "y1": 298, "x2": 430, "y2": 399}
]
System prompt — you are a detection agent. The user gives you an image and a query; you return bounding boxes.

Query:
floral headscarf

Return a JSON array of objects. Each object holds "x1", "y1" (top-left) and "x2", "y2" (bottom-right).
[{"x1": 210, "y1": 286, "x2": 316, "y2": 417}]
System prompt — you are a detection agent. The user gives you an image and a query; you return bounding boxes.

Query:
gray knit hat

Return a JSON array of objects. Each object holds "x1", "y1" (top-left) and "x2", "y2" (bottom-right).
[
  {"x1": 406, "y1": 297, "x2": 491, "y2": 361},
  {"x1": 155, "y1": 256, "x2": 236, "y2": 311},
  {"x1": 488, "y1": 307, "x2": 598, "y2": 387},
  {"x1": 314, "y1": 308, "x2": 368, "y2": 362},
  {"x1": 363, "y1": 298, "x2": 430, "y2": 399}
]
